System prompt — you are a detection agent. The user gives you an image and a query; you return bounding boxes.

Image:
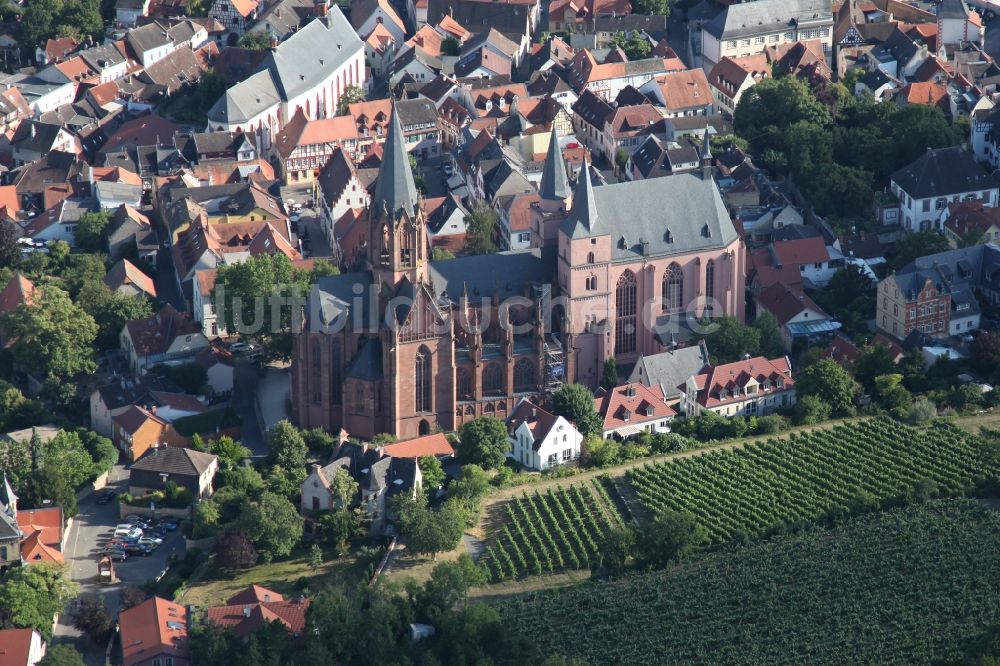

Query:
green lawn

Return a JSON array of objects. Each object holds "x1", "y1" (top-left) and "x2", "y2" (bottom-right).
[{"x1": 179, "y1": 543, "x2": 368, "y2": 608}]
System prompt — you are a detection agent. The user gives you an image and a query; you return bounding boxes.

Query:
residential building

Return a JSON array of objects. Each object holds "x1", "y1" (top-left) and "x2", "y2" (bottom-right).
[
  {"x1": 293, "y1": 106, "x2": 746, "y2": 438},
  {"x1": 10, "y1": 121, "x2": 81, "y2": 167},
  {"x1": 103, "y1": 259, "x2": 158, "y2": 300},
  {"x1": 207, "y1": 4, "x2": 365, "y2": 152},
  {"x1": 272, "y1": 110, "x2": 361, "y2": 183},
  {"x1": 594, "y1": 382, "x2": 675, "y2": 440},
  {"x1": 679, "y1": 356, "x2": 796, "y2": 417},
  {"x1": 16, "y1": 506, "x2": 64, "y2": 565},
  {"x1": 300, "y1": 441, "x2": 423, "y2": 530},
  {"x1": 941, "y1": 200, "x2": 1000, "y2": 246},
  {"x1": 0, "y1": 629, "x2": 45, "y2": 666},
  {"x1": 116, "y1": 0, "x2": 151, "y2": 26},
  {"x1": 112, "y1": 405, "x2": 187, "y2": 461},
  {"x1": 937, "y1": 0, "x2": 982, "y2": 50},
  {"x1": 707, "y1": 54, "x2": 770, "y2": 115},
  {"x1": 638, "y1": 68, "x2": 714, "y2": 117},
  {"x1": 350, "y1": 0, "x2": 407, "y2": 43},
  {"x1": 700, "y1": 0, "x2": 833, "y2": 73},
  {"x1": 208, "y1": 0, "x2": 258, "y2": 37},
  {"x1": 755, "y1": 281, "x2": 840, "y2": 351},
  {"x1": 769, "y1": 235, "x2": 839, "y2": 288},
  {"x1": 506, "y1": 399, "x2": 583, "y2": 470},
  {"x1": 129, "y1": 447, "x2": 219, "y2": 499},
  {"x1": 206, "y1": 586, "x2": 309, "y2": 639},
  {"x1": 316, "y1": 148, "x2": 372, "y2": 254},
  {"x1": 567, "y1": 48, "x2": 685, "y2": 100},
  {"x1": 877, "y1": 243, "x2": 1000, "y2": 339},
  {"x1": 626, "y1": 341, "x2": 711, "y2": 402},
  {"x1": 890, "y1": 146, "x2": 998, "y2": 232},
  {"x1": 118, "y1": 597, "x2": 189, "y2": 666},
  {"x1": 121, "y1": 304, "x2": 210, "y2": 377}
]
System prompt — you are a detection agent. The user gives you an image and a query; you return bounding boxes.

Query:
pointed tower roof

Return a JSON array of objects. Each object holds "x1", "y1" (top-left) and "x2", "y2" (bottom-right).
[
  {"x1": 559, "y1": 162, "x2": 600, "y2": 239},
  {"x1": 371, "y1": 103, "x2": 419, "y2": 220},
  {"x1": 0, "y1": 474, "x2": 17, "y2": 516},
  {"x1": 539, "y1": 125, "x2": 571, "y2": 201},
  {"x1": 700, "y1": 125, "x2": 712, "y2": 160}
]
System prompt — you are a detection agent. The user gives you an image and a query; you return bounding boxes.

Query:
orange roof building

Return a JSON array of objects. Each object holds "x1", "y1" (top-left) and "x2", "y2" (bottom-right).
[
  {"x1": 0, "y1": 628, "x2": 45, "y2": 666},
  {"x1": 0, "y1": 273, "x2": 35, "y2": 316},
  {"x1": 119, "y1": 597, "x2": 189, "y2": 666},
  {"x1": 206, "y1": 585, "x2": 309, "y2": 639},
  {"x1": 16, "y1": 507, "x2": 64, "y2": 565},
  {"x1": 594, "y1": 382, "x2": 676, "y2": 438},
  {"x1": 680, "y1": 356, "x2": 796, "y2": 417},
  {"x1": 378, "y1": 433, "x2": 455, "y2": 458}
]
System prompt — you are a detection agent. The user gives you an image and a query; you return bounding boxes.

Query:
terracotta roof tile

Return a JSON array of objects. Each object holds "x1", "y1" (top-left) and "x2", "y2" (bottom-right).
[
  {"x1": 119, "y1": 597, "x2": 189, "y2": 666},
  {"x1": 379, "y1": 433, "x2": 454, "y2": 458}
]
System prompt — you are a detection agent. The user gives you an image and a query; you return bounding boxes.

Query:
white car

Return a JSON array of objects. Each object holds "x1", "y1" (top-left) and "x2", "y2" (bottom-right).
[
  {"x1": 114, "y1": 526, "x2": 142, "y2": 539},
  {"x1": 138, "y1": 536, "x2": 162, "y2": 548}
]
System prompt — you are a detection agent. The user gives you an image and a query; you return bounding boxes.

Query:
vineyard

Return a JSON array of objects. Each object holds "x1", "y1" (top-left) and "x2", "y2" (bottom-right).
[
  {"x1": 628, "y1": 418, "x2": 990, "y2": 544},
  {"x1": 491, "y1": 500, "x2": 1000, "y2": 665},
  {"x1": 482, "y1": 479, "x2": 625, "y2": 581}
]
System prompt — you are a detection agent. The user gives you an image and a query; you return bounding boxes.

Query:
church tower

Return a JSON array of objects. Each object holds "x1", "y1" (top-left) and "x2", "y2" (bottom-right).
[
  {"x1": 532, "y1": 125, "x2": 572, "y2": 248},
  {"x1": 367, "y1": 104, "x2": 429, "y2": 287}
]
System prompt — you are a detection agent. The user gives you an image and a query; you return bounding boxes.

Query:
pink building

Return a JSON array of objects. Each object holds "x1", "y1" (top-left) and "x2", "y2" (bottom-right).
[{"x1": 535, "y1": 128, "x2": 746, "y2": 387}]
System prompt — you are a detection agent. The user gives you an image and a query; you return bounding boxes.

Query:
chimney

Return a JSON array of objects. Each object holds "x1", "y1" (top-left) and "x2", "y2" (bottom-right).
[
  {"x1": 314, "y1": 0, "x2": 328, "y2": 17},
  {"x1": 29, "y1": 123, "x2": 35, "y2": 138},
  {"x1": 243, "y1": 606, "x2": 251, "y2": 617},
  {"x1": 270, "y1": 35, "x2": 279, "y2": 50},
  {"x1": 263, "y1": 593, "x2": 270, "y2": 603},
  {"x1": 531, "y1": 407, "x2": 537, "y2": 418}
]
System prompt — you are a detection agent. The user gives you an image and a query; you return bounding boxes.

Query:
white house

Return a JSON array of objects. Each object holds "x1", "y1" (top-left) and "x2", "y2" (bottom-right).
[
  {"x1": 350, "y1": 0, "x2": 407, "y2": 44},
  {"x1": 506, "y1": 399, "x2": 583, "y2": 471},
  {"x1": 770, "y1": 236, "x2": 838, "y2": 288},
  {"x1": 890, "y1": 146, "x2": 999, "y2": 232},
  {"x1": 124, "y1": 22, "x2": 177, "y2": 69},
  {"x1": 120, "y1": 304, "x2": 211, "y2": 377},
  {"x1": 680, "y1": 356, "x2": 797, "y2": 418}
]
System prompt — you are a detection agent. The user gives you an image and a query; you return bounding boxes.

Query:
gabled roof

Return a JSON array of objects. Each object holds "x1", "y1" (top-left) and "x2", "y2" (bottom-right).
[
  {"x1": 124, "y1": 303, "x2": 203, "y2": 357},
  {"x1": 114, "y1": 404, "x2": 168, "y2": 435},
  {"x1": 755, "y1": 281, "x2": 828, "y2": 326},
  {"x1": 104, "y1": 258, "x2": 158, "y2": 299},
  {"x1": 379, "y1": 433, "x2": 454, "y2": 458},
  {"x1": 119, "y1": 597, "x2": 189, "y2": 666},
  {"x1": 771, "y1": 236, "x2": 830, "y2": 266},
  {"x1": 228, "y1": 584, "x2": 284, "y2": 605},
  {"x1": 654, "y1": 68, "x2": 713, "y2": 112},
  {"x1": 207, "y1": 597, "x2": 309, "y2": 638},
  {"x1": 350, "y1": 0, "x2": 405, "y2": 35},
  {"x1": 943, "y1": 200, "x2": 1000, "y2": 239},
  {"x1": 0, "y1": 273, "x2": 34, "y2": 316},
  {"x1": 0, "y1": 629, "x2": 39, "y2": 666},
  {"x1": 686, "y1": 356, "x2": 794, "y2": 408},
  {"x1": 890, "y1": 146, "x2": 996, "y2": 199},
  {"x1": 628, "y1": 342, "x2": 710, "y2": 396},
  {"x1": 131, "y1": 446, "x2": 218, "y2": 476},
  {"x1": 17, "y1": 506, "x2": 63, "y2": 564},
  {"x1": 594, "y1": 382, "x2": 675, "y2": 430},
  {"x1": 507, "y1": 399, "x2": 563, "y2": 448}
]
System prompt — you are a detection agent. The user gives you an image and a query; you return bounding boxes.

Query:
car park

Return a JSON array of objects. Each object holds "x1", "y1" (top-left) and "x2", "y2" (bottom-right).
[
  {"x1": 161, "y1": 519, "x2": 179, "y2": 531},
  {"x1": 103, "y1": 549, "x2": 128, "y2": 562},
  {"x1": 138, "y1": 537, "x2": 161, "y2": 549},
  {"x1": 114, "y1": 527, "x2": 142, "y2": 539}
]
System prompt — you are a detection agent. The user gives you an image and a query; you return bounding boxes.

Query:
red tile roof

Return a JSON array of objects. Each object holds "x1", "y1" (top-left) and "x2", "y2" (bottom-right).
[
  {"x1": 594, "y1": 382, "x2": 675, "y2": 431},
  {"x1": 124, "y1": 304, "x2": 202, "y2": 357},
  {"x1": 0, "y1": 273, "x2": 35, "y2": 316},
  {"x1": 104, "y1": 258, "x2": 158, "y2": 299},
  {"x1": 687, "y1": 356, "x2": 794, "y2": 409},
  {"x1": 771, "y1": 236, "x2": 830, "y2": 267},
  {"x1": 119, "y1": 597, "x2": 189, "y2": 666},
  {"x1": 207, "y1": 585, "x2": 308, "y2": 639},
  {"x1": 507, "y1": 400, "x2": 561, "y2": 447},
  {"x1": 227, "y1": 584, "x2": 284, "y2": 605},
  {"x1": 379, "y1": 433, "x2": 454, "y2": 458},
  {"x1": 824, "y1": 334, "x2": 861, "y2": 366},
  {"x1": 943, "y1": 200, "x2": 1000, "y2": 239},
  {"x1": 754, "y1": 282, "x2": 827, "y2": 327},
  {"x1": 15, "y1": 507, "x2": 63, "y2": 566},
  {"x1": 898, "y1": 81, "x2": 948, "y2": 109},
  {"x1": 0, "y1": 628, "x2": 38, "y2": 666}
]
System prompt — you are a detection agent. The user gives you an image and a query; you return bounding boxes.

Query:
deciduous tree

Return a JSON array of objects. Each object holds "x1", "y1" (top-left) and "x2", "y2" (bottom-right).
[
  {"x1": 38, "y1": 645, "x2": 85, "y2": 666},
  {"x1": 73, "y1": 211, "x2": 110, "y2": 252},
  {"x1": 635, "y1": 510, "x2": 706, "y2": 569},
  {"x1": 238, "y1": 492, "x2": 304, "y2": 562},
  {"x1": 213, "y1": 530, "x2": 259, "y2": 569},
  {"x1": 600, "y1": 356, "x2": 618, "y2": 390},
  {"x1": 0, "y1": 563, "x2": 79, "y2": 641},
  {"x1": 71, "y1": 596, "x2": 113, "y2": 644},
  {"x1": 795, "y1": 358, "x2": 859, "y2": 416},
  {"x1": 336, "y1": 85, "x2": 366, "y2": 115},
  {"x1": 463, "y1": 204, "x2": 498, "y2": 255},
  {"x1": 551, "y1": 383, "x2": 602, "y2": 438},
  {"x1": 2, "y1": 285, "x2": 97, "y2": 378},
  {"x1": 457, "y1": 417, "x2": 509, "y2": 469}
]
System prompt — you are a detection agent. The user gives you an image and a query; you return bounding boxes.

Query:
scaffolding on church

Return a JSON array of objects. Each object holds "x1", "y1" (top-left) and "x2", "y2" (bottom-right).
[{"x1": 543, "y1": 334, "x2": 565, "y2": 394}]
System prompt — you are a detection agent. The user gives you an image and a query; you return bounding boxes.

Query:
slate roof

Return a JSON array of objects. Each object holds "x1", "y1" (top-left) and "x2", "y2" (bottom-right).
[
  {"x1": 560, "y1": 171, "x2": 738, "y2": 260},
  {"x1": 627, "y1": 341, "x2": 710, "y2": 395},
  {"x1": 345, "y1": 336, "x2": 384, "y2": 381},
  {"x1": 938, "y1": 0, "x2": 972, "y2": 19},
  {"x1": 890, "y1": 146, "x2": 996, "y2": 199},
  {"x1": 208, "y1": 11, "x2": 362, "y2": 125},
  {"x1": 539, "y1": 125, "x2": 571, "y2": 200},
  {"x1": 507, "y1": 399, "x2": 561, "y2": 447},
  {"x1": 125, "y1": 303, "x2": 203, "y2": 356},
  {"x1": 703, "y1": 0, "x2": 832, "y2": 40},
  {"x1": 426, "y1": 247, "x2": 556, "y2": 302},
  {"x1": 370, "y1": 105, "x2": 419, "y2": 219},
  {"x1": 308, "y1": 271, "x2": 375, "y2": 330},
  {"x1": 11, "y1": 121, "x2": 64, "y2": 155},
  {"x1": 131, "y1": 446, "x2": 218, "y2": 476}
]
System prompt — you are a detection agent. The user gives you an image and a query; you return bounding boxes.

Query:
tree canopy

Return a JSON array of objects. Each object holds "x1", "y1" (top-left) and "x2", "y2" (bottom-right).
[
  {"x1": 795, "y1": 359, "x2": 859, "y2": 416},
  {"x1": 73, "y1": 211, "x2": 110, "y2": 252},
  {"x1": 2, "y1": 285, "x2": 97, "y2": 378},
  {"x1": 458, "y1": 417, "x2": 509, "y2": 469},
  {"x1": 238, "y1": 491, "x2": 304, "y2": 562},
  {"x1": 0, "y1": 563, "x2": 79, "y2": 641},
  {"x1": 463, "y1": 203, "x2": 498, "y2": 255},
  {"x1": 551, "y1": 383, "x2": 602, "y2": 438}
]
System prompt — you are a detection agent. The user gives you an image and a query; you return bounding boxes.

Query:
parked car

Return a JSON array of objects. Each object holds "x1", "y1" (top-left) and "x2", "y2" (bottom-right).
[
  {"x1": 161, "y1": 519, "x2": 179, "y2": 531},
  {"x1": 138, "y1": 537, "x2": 161, "y2": 549},
  {"x1": 95, "y1": 490, "x2": 117, "y2": 505},
  {"x1": 124, "y1": 543, "x2": 152, "y2": 557},
  {"x1": 114, "y1": 527, "x2": 142, "y2": 539},
  {"x1": 441, "y1": 163, "x2": 454, "y2": 177},
  {"x1": 102, "y1": 548, "x2": 127, "y2": 562}
]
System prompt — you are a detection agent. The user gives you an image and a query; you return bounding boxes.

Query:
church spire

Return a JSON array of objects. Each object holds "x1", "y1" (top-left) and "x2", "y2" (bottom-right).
[
  {"x1": 371, "y1": 102, "x2": 419, "y2": 220},
  {"x1": 700, "y1": 124, "x2": 712, "y2": 160},
  {"x1": 539, "y1": 124, "x2": 571, "y2": 201},
  {"x1": 558, "y1": 161, "x2": 599, "y2": 239},
  {"x1": 0, "y1": 473, "x2": 17, "y2": 518}
]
